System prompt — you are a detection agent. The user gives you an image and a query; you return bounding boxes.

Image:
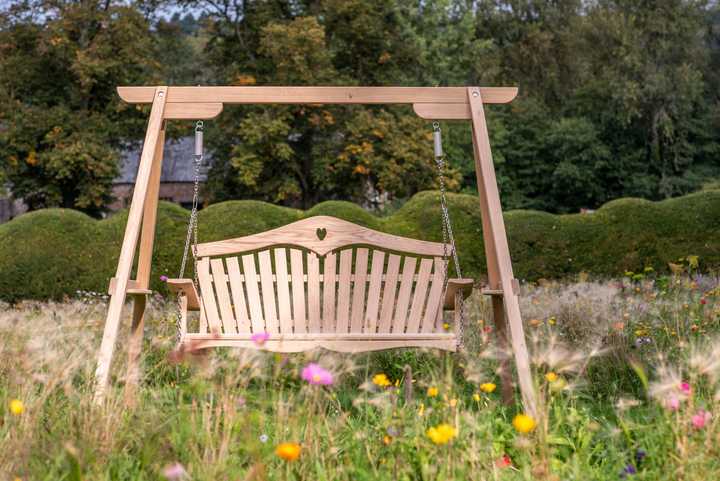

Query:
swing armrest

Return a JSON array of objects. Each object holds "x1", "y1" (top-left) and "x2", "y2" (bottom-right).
[
  {"x1": 166, "y1": 279, "x2": 201, "y2": 311},
  {"x1": 443, "y1": 278, "x2": 474, "y2": 309}
]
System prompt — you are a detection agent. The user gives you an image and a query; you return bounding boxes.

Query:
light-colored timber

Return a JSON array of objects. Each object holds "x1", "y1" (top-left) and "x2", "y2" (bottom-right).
[{"x1": 94, "y1": 84, "x2": 536, "y2": 417}]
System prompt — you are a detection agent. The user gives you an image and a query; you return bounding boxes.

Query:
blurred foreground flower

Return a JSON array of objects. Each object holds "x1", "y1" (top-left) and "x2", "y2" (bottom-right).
[
  {"x1": 512, "y1": 413, "x2": 537, "y2": 434},
  {"x1": 251, "y1": 332, "x2": 270, "y2": 346},
  {"x1": 426, "y1": 423, "x2": 457, "y2": 445},
  {"x1": 162, "y1": 462, "x2": 187, "y2": 481},
  {"x1": 496, "y1": 454, "x2": 512, "y2": 468},
  {"x1": 691, "y1": 409, "x2": 712, "y2": 429},
  {"x1": 480, "y1": 382, "x2": 496, "y2": 393},
  {"x1": 372, "y1": 373, "x2": 391, "y2": 387},
  {"x1": 620, "y1": 463, "x2": 637, "y2": 478},
  {"x1": 9, "y1": 399, "x2": 24, "y2": 416},
  {"x1": 301, "y1": 363, "x2": 334, "y2": 385},
  {"x1": 276, "y1": 442, "x2": 301, "y2": 461}
]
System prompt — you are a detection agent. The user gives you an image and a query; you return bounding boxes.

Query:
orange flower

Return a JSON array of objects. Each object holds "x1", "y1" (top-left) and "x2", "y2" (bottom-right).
[{"x1": 275, "y1": 442, "x2": 301, "y2": 461}]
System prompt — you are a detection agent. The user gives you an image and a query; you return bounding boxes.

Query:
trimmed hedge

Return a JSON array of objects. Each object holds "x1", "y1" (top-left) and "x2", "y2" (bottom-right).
[{"x1": 1, "y1": 190, "x2": 719, "y2": 302}]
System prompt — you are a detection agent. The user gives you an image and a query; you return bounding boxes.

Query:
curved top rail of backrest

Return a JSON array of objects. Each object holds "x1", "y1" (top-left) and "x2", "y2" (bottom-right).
[{"x1": 195, "y1": 216, "x2": 446, "y2": 258}]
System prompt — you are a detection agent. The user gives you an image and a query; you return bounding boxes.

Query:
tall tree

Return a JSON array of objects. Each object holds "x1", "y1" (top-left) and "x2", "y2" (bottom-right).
[{"x1": 0, "y1": 1, "x2": 161, "y2": 214}]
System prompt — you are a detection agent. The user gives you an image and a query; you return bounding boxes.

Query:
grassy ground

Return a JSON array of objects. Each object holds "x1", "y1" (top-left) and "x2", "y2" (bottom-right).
[{"x1": 2, "y1": 268, "x2": 720, "y2": 480}]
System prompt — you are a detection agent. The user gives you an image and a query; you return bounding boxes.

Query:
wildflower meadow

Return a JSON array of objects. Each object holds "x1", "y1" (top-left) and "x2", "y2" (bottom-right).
[{"x1": 2, "y1": 266, "x2": 720, "y2": 480}]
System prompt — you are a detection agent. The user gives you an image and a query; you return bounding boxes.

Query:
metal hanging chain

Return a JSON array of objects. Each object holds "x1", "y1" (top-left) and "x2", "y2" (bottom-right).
[
  {"x1": 175, "y1": 120, "x2": 204, "y2": 344},
  {"x1": 433, "y1": 122, "x2": 466, "y2": 350}
]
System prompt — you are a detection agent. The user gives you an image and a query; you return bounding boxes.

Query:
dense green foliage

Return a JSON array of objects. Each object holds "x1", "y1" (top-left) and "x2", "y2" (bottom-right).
[
  {"x1": 1, "y1": 1, "x2": 719, "y2": 215},
  {"x1": 1, "y1": 189, "x2": 718, "y2": 302}
]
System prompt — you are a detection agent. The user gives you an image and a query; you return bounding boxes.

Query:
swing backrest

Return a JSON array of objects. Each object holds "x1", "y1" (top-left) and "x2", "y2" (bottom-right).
[{"x1": 192, "y1": 216, "x2": 450, "y2": 337}]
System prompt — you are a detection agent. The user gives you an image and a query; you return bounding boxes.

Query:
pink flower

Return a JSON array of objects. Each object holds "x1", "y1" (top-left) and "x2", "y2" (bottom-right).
[
  {"x1": 665, "y1": 395, "x2": 680, "y2": 411},
  {"x1": 680, "y1": 382, "x2": 691, "y2": 395},
  {"x1": 162, "y1": 462, "x2": 187, "y2": 480},
  {"x1": 691, "y1": 410, "x2": 712, "y2": 429},
  {"x1": 160, "y1": 275, "x2": 168, "y2": 282},
  {"x1": 251, "y1": 332, "x2": 270, "y2": 346},
  {"x1": 301, "y1": 363, "x2": 334, "y2": 386}
]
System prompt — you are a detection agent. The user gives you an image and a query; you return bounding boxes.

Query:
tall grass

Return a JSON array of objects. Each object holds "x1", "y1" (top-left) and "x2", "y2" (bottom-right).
[{"x1": 1, "y1": 272, "x2": 719, "y2": 480}]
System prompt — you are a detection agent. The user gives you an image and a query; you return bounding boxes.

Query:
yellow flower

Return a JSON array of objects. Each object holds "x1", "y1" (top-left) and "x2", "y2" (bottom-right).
[
  {"x1": 548, "y1": 317, "x2": 556, "y2": 325},
  {"x1": 512, "y1": 414, "x2": 537, "y2": 434},
  {"x1": 480, "y1": 383, "x2": 496, "y2": 393},
  {"x1": 372, "y1": 373, "x2": 391, "y2": 387},
  {"x1": 275, "y1": 442, "x2": 301, "y2": 461},
  {"x1": 545, "y1": 372, "x2": 558, "y2": 382},
  {"x1": 427, "y1": 386, "x2": 439, "y2": 397},
  {"x1": 426, "y1": 423, "x2": 457, "y2": 445},
  {"x1": 9, "y1": 399, "x2": 24, "y2": 416},
  {"x1": 449, "y1": 398, "x2": 458, "y2": 408},
  {"x1": 442, "y1": 322, "x2": 450, "y2": 330},
  {"x1": 383, "y1": 435, "x2": 392, "y2": 445},
  {"x1": 418, "y1": 402, "x2": 425, "y2": 417},
  {"x1": 473, "y1": 393, "x2": 481, "y2": 402}
]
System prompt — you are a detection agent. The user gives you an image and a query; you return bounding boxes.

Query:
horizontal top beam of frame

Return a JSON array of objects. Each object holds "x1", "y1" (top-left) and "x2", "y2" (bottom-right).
[{"x1": 117, "y1": 86, "x2": 518, "y2": 105}]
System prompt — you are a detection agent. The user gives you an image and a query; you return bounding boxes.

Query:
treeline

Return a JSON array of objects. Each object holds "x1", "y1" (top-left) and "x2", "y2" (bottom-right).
[{"x1": 1, "y1": 0, "x2": 719, "y2": 215}]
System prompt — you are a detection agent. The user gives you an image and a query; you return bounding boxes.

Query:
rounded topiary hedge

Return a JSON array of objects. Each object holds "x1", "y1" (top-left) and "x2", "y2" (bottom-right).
[{"x1": 1, "y1": 189, "x2": 718, "y2": 302}]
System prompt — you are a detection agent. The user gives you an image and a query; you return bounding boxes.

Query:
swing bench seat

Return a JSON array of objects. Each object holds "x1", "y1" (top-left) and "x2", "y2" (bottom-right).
[{"x1": 167, "y1": 216, "x2": 472, "y2": 353}]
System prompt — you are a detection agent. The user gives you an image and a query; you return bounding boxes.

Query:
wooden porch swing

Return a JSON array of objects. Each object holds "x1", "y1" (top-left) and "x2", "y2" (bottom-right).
[{"x1": 94, "y1": 86, "x2": 536, "y2": 415}]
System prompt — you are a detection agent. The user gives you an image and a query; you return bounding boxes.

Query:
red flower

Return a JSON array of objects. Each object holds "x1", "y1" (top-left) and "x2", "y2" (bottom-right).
[{"x1": 496, "y1": 454, "x2": 512, "y2": 468}]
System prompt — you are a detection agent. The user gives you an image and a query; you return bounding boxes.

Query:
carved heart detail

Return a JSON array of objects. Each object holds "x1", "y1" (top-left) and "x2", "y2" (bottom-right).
[{"x1": 316, "y1": 227, "x2": 327, "y2": 240}]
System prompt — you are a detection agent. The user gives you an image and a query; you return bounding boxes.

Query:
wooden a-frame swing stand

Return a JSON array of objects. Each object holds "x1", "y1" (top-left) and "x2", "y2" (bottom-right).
[{"x1": 95, "y1": 85, "x2": 537, "y2": 415}]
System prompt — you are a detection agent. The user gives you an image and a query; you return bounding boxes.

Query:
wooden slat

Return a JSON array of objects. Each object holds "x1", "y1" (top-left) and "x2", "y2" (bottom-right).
[
  {"x1": 182, "y1": 334, "x2": 457, "y2": 353},
  {"x1": 422, "y1": 258, "x2": 447, "y2": 333},
  {"x1": 197, "y1": 257, "x2": 222, "y2": 333},
  {"x1": 290, "y1": 249, "x2": 307, "y2": 334},
  {"x1": 406, "y1": 258, "x2": 434, "y2": 333},
  {"x1": 413, "y1": 103, "x2": 471, "y2": 120},
  {"x1": 378, "y1": 254, "x2": 401, "y2": 333},
  {"x1": 199, "y1": 304, "x2": 208, "y2": 333},
  {"x1": 322, "y1": 253, "x2": 337, "y2": 332},
  {"x1": 307, "y1": 252, "x2": 321, "y2": 332},
  {"x1": 242, "y1": 254, "x2": 264, "y2": 333},
  {"x1": 392, "y1": 257, "x2": 417, "y2": 333},
  {"x1": 196, "y1": 216, "x2": 445, "y2": 258},
  {"x1": 118, "y1": 86, "x2": 518, "y2": 105},
  {"x1": 274, "y1": 249, "x2": 293, "y2": 334},
  {"x1": 163, "y1": 102, "x2": 223, "y2": 119},
  {"x1": 210, "y1": 258, "x2": 236, "y2": 333},
  {"x1": 226, "y1": 257, "x2": 251, "y2": 332},
  {"x1": 335, "y1": 249, "x2": 353, "y2": 333},
  {"x1": 350, "y1": 248, "x2": 369, "y2": 333},
  {"x1": 364, "y1": 250, "x2": 385, "y2": 333},
  {"x1": 258, "y1": 250, "x2": 278, "y2": 334}
]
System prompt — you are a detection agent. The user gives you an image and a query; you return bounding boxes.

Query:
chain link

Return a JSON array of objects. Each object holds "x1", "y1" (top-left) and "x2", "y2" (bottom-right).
[
  {"x1": 433, "y1": 122, "x2": 466, "y2": 350},
  {"x1": 175, "y1": 121, "x2": 204, "y2": 345}
]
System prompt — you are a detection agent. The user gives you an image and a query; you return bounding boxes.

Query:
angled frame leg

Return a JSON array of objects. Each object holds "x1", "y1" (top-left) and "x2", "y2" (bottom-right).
[
  {"x1": 468, "y1": 87, "x2": 537, "y2": 416},
  {"x1": 123, "y1": 123, "x2": 166, "y2": 407},
  {"x1": 93, "y1": 87, "x2": 168, "y2": 404}
]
